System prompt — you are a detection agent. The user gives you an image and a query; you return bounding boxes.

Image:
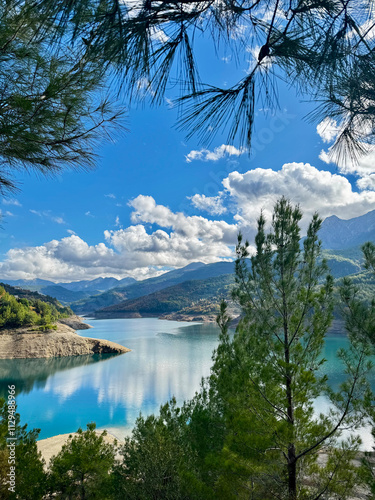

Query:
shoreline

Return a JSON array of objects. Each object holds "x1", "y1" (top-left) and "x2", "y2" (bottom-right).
[
  {"x1": 37, "y1": 430, "x2": 122, "y2": 467},
  {"x1": 0, "y1": 316, "x2": 130, "y2": 359}
]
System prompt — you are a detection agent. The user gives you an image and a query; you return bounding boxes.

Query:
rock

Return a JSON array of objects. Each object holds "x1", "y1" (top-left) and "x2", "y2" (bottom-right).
[
  {"x1": 58, "y1": 315, "x2": 92, "y2": 330},
  {"x1": 0, "y1": 323, "x2": 130, "y2": 359}
]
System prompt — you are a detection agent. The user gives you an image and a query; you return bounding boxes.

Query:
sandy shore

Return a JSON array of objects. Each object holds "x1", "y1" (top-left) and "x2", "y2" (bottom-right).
[{"x1": 37, "y1": 430, "x2": 121, "y2": 467}]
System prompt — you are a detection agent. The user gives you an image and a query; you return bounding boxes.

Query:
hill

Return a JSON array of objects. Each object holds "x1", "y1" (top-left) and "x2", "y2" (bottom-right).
[
  {"x1": 0, "y1": 283, "x2": 72, "y2": 312},
  {"x1": 95, "y1": 274, "x2": 235, "y2": 319},
  {"x1": 40, "y1": 286, "x2": 91, "y2": 304},
  {"x1": 71, "y1": 261, "x2": 234, "y2": 314},
  {"x1": 93, "y1": 247, "x2": 373, "y2": 321},
  {"x1": 0, "y1": 283, "x2": 72, "y2": 330},
  {"x1": 321, "y1": 247, "x2": 363, "y2": 277},
  {"x1": 72, "y1": 247, "x2": 368, "y2": 315}
]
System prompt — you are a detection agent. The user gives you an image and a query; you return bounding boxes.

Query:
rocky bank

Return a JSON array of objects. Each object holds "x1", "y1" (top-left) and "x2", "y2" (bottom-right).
[{"x1": 0, "y1": 318, "x2": 130, "y2": 359}]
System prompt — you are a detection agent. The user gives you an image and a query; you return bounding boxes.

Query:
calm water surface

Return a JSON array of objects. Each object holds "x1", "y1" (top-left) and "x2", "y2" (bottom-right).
[{"x1": 0, "y1": 318, "x2": 372, "y2": 448}]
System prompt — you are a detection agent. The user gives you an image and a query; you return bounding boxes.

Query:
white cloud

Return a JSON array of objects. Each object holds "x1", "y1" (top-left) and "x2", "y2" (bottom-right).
[
  {"x1": 316, "y1": 117, "x2": 340, "y2": 143},
  {"x1": 2, "y1": 199, "x2": 21, "y2": 207},
  {"x1": 319, "y1": 146, "x2": 375, "y2": 177},
  {"x1": 189, "y1": 193, "x2": 227, "y2": 215},
  {"x1": 0, "y1": 197, "x2": 238, "y2": 281},
  {"x1": 52, "y1": 216, "x2": 66, "y2": 225},
  {"x1": 128, "y1": 195, "x2": 237, "y2": 243},
  {"x1": 85, "y1": 211, "x2": 95, "y2": 217},
  {"x1": 67, "y1": 229, "x2": 76, "y2": 235},
  {"x1": 115, "y1": 216, "x2": 122, "y2": 228},
  {"x1": 151, "y1": 28, "x2": 170, "y2": 43},
  {"x1": 357, "y1": 174, "x2": 375, "y2": 191},
  {"x1": 223, "y1": 162, "x2": 375, "y2": 237},
  {"x1": 165, "y1": 97, "x2": 174, "y2": 108},
  {"x1": 30, "y1": 209, "x2": 66, "y2": 224},
  {"x1": 3, "y1": 164, "x2": 375, "y2": 281},
  {"x1": 30, "y1": 209, "x2": 42, "y2": 216},
  {"x1": 105, "y1": 193, "x2": 116, "y2": 199},
  {"x1": 186, "y1": 144, "x2": 246, "y2": 163}
]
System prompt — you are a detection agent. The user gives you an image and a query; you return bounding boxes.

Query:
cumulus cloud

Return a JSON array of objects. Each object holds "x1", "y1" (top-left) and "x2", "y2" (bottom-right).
[
  {"x1": 0, "y1": 197, "x2": 238, "y2": 281},
  {"x1": 128, "y1": 195, "x2": 237, "y2": 243},
  {"x1": 185, "y1": 144, "x2": 245, "y2": 163},
  {"x1": 357, "y1": 174, "x2": 375, "y2": 191},
  {"x1": 317, "y1": 115, "x2": 375, "y2": 178},
  {"x1": 189, "y1": 193, "x2": 227, "y2": 215},
  {"x1": 2, "y1": 164, "x2": 375, "y2": 281},
  {"x1": 319, "y1": 146, "x2": 375, "y2": 177},
  {"x1": 223, "y1": 162, "x2": 375, "y2": 237}
]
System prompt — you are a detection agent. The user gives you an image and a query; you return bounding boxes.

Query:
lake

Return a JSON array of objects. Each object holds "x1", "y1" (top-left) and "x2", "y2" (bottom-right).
[{"x1": 0, "y1": 318, "x2": 373, "y2": 449}]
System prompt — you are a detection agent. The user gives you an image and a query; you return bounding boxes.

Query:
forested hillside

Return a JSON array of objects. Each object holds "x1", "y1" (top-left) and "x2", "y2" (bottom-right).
[{"x1": 0, "y1": 284, "x2": 72, "y2": 330}]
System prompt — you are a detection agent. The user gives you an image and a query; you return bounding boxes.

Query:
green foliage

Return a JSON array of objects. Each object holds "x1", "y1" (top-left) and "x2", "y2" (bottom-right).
[
  {"x1": 103, "y1": 199, "x2": 371, "y2": 499},
  {"x1": 0, "y1": 282, "x2": 73, "y2": 316},
  {"x1": 20, "y1": 0, "x2": 375, "y2": 162},
  {"x1": 343, "y1": 241, "x2": 375, "y2": 498},
  {"x1": 0, "y1": 0, "x2": 124, "y2": 194},
  {"x1": 0, "y1": 286, "x2": 70, "y2": 329},
  {"x1": 363, "y1": 242, "x2": 375, "y2": 274},
  {"x1": 0, "y1": 398, "x2": 46, "y2": 499},
  {"x1": 113, "y1": 401, "x2": 190, "y2": 500},
  {"x1": 48, "y1": 423, "x2": 116, "y2": 499},
  {"x1": 207, "y1": 199, "x2": 370, "y2": 499}
]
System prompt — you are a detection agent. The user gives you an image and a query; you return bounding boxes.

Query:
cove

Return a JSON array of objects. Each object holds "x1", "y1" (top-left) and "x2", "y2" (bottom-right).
[{"x1": 0, "y1": 318, "x2": 372, "y2": 449}]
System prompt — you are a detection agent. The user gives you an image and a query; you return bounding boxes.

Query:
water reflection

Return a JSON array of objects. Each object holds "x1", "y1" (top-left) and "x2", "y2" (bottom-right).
[
  {"x1": 0, "y1": 354, "x2": 121, "y2": 398},
  {"x1": 0, "y1": 320, "x2": 220, "y2": 439},
  {"x1": 0, "y1": 318, "x2": 372, "y2": 449}
]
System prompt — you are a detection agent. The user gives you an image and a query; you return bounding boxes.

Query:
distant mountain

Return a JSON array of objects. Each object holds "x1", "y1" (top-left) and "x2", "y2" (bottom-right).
[
  {"x1": 321, "y1": 247, "x2": 363, "y2": 278},
  {"x1": 95, "y1": 274, "x2": 234, "y2": 318},
  {"x1": 1, "y1": 278, "x2": 55, "y2": 291},
  {"x1": 60, "y1": 277, "x2": 136, "y2": 293},
  {"x1": 95, "y1": 261, "x2": 375, "y2": 321},
  {"x1": 71, "y1": 261, "x2": 234, "y2": 314},
  {"x1": 0, "y1": 276, "x2": 137, "y2": 303},
  {"x1": 39, "y1": 285, "x2": 90, "y2": 304},
  {"x1": 71, "y1": 248, "x2": 370, "y2": 315},
  {"x1": 320, "y1": 210, "x2": 375, "y2": 250}
]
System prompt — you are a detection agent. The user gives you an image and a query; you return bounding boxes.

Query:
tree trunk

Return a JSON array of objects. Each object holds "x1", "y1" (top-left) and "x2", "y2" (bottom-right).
[{"x1": 288, "y1": 444, "x2": 297, "y2": 500}]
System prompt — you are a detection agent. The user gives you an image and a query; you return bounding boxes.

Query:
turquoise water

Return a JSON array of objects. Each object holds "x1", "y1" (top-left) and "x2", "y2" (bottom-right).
[
  {"x1": 0, "y1": 319, "x2": 220, "y2": 439},
  {"x1": 0, "y1": 318, "x2": 372, "y2": 448}
]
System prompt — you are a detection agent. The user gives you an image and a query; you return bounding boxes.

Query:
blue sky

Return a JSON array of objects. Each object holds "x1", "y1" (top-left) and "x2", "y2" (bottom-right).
[{"x1": 1, "y1": 36, "x2": 375, "y2": 282}]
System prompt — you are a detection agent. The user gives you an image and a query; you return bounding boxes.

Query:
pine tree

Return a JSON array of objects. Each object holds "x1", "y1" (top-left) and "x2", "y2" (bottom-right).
[
  {"x1": 0, "y1": 1, "x2": 125, "y2": 194},
  {"x1": 48, "y1": 423, "x2": 116, "y2": 499},
  {"x1": 25, "y1": 0, "x2": 375, "y2": 160},
  {"x1": 341, "y1": 242, "x2": 375, "y2": 498},
  {"x1": 210, "y1": 198, "x2": 372, "y2": 499}
]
